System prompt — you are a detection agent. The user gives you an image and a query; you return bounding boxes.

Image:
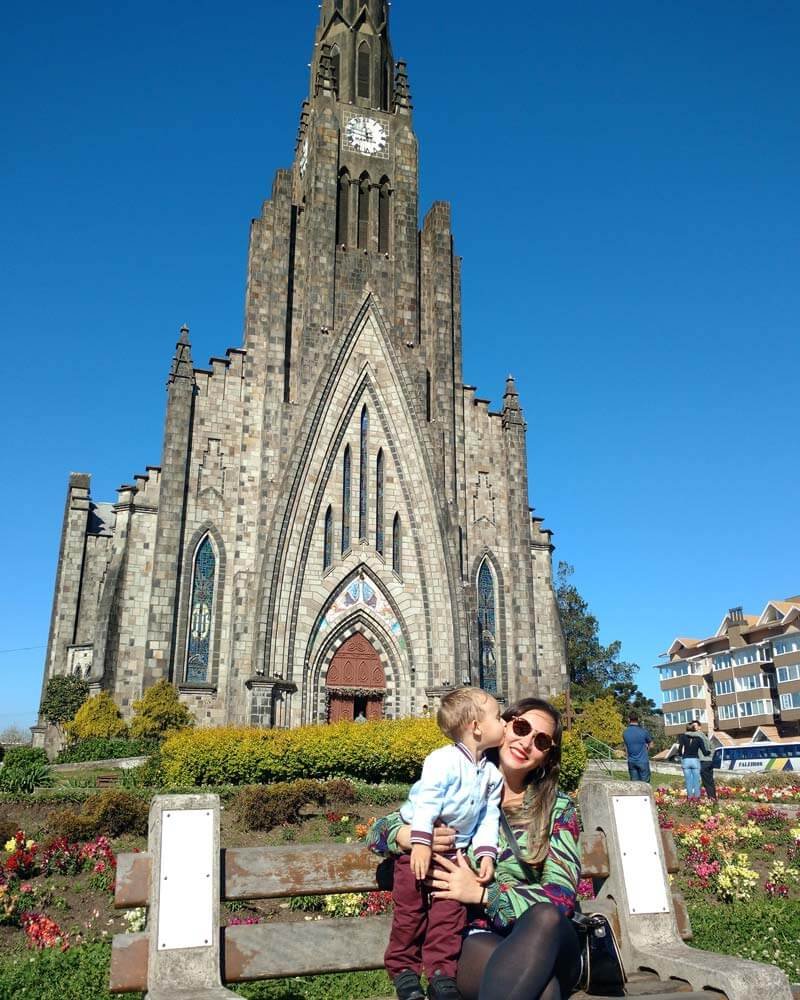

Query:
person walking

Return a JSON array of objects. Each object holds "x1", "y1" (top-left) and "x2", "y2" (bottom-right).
[
  {"x1": 677, "y1": 721, "x2": 705, "y2": 801},
  {"x1": 622, "y1": 714, "x2": 652, "y2": 782},
  {"x1": 691, "y1": 720, "x2": 717, "y2": 802}
]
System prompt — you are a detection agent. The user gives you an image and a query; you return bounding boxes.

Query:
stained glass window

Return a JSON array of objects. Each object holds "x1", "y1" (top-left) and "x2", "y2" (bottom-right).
[
  {"x1": 376, "y1": 449, "x2": 384, "y2": 554},
  {"x1": 477, "y1": 560, "x2": 497, "y2": 694},
  {"x1": 186, "y1": 536, "x2": 216, "y2": 684},
  {"x1": 324, "y1": 505, "x2": 333, "y2": 570},
  {"x1": 342, "y1": 446, "x2": 351, "y2": 553},
  {"x1": 392, "y1": 512, "x2": 401, "y2": 574},
  {"x1": 359, "y1": 406, "x2": 368, "y2": 540}
]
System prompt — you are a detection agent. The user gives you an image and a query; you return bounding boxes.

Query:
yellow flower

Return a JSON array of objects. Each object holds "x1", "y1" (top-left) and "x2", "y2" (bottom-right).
[
  {"x1": 25, "y1": 840, "x2": 36, "y2": 850},
  {"x1": 3, "y1": 839, "x2": 16, "y2": 853}
]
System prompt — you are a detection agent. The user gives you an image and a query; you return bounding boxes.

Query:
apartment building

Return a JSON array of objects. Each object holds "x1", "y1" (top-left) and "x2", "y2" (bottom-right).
[{"x1": 657, "y1": 599, "x2": 800, "y2": 741}]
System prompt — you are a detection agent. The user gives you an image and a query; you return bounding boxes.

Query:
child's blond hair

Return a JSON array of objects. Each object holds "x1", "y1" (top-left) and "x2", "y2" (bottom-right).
[{"x1": 436, "y1": 686, "x2": 492, "y2": 741}]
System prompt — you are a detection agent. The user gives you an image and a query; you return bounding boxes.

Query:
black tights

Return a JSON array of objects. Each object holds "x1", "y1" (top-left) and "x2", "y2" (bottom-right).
[{"x1": 456, "y1": 903, "x2": 581, "y2": 1000}]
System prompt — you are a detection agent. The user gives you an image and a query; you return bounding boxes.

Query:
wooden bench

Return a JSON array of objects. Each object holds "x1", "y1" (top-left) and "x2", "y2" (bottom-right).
[
  {"x1": 110, "y1": 783, "x2": 795, "y2": 1000},
  {"x1": 96, "y1": 773, "x2": 121, "y2": 788}
]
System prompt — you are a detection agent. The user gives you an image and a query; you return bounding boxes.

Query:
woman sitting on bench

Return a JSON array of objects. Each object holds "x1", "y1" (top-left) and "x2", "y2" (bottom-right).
[{"x1": 368, "y1": 697, "x2": 581, "y2": 1000}]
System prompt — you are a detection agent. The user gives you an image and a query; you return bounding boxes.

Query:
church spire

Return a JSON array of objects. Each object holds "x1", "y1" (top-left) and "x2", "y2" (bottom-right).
[
  {"x1": 502, "y1": 375, "x2": 525, "y2": 427},
  {"x1": 169, "y1": 324, "x2": 194, "y2": 383},
  {"x1": 312, "y1": 0, "x2": 394, "y2": 110}
]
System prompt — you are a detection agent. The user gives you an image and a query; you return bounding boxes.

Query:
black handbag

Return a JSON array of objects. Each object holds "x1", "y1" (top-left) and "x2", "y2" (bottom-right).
[{"x1": 499, "y1": 812, "x2": 626, "y2": 996}]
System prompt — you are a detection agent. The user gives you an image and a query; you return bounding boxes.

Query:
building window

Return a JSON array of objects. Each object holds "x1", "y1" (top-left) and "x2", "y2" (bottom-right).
[
  {"x1": 665, "y1": 708, "x2": 706, "y2": 727},
  {"x1": 357, "y1": 42, "x2": 371, "y2": 100},
  {"x1": 735, "y1": 673, "x2": 769, "y2": 692},
  {"x1": 336, "y1": 169, "x2": 350, "y2": 246},
  {"x1": 663, "y1": 685, "x2": 701, "y2": 703},
  {"x1": 712, "y1": 653, "x2": 732, "y2": 671},
  {"x1": 186, "y1": 535, "x2": 216, "y2": 684},
  {"x1": 777, "y1": 663, "x2": 800, "y2": 683},
  {"x1": 375, "y1": 449, "x2": 384, "y2": 554},
  {"x1": 732, "y1": 648, "x2": 758, "y2": 667},
  {"x1": 378, "y1": 178, "x2": 391, "y2": 253},
  {"x1": 358, "y1": 173, "x2": 370, "y2": 250},
  {"x1": 775, "y1": 636, "x2": 800, "y2": 656},
  {"x1": 342, "y1": 446, "x2": 351, "y2": 553},
  {"x1": 738, "y1": 699, "x2": 774, "y2": 718},
  {"x1": 717, "y1": 703, "x2": 737, "y2": 721},
  {"x1": 359, "y1": 406, "x2": 368, "y2": 540},
  {"x1": 323, "y1": 505, "x2": 333, "y2": 570},
  {"x1": 477, "y1": 560, "x2": 497, "y2": 694},
  {"x1": 392, "y1": 512, "x2": 402, "y2": 574},
  {"x1": 714, "y1": 678, "x2": 735, "y2": 695},
  {"x1": 780, "y1": 691, "x2": 800, "y2": 710}
]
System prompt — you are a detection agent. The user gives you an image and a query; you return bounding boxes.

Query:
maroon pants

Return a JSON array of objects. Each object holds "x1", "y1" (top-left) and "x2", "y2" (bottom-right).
[{"x1": 384, "y1": 853, "x2": 466, "y2": 980}]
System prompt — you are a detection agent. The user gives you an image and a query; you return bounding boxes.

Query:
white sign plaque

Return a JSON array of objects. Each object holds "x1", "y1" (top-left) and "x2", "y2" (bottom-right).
[
  {"x1": 157, "y1": 808, "x2": 215, "y2": 950},
  {"x1": 612, "y1": 795, "x2": 670, "y2": 916}
]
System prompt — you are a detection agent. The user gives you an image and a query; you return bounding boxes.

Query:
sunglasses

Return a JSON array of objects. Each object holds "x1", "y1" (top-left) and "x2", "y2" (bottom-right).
[{"x1": 509, "y1": 717, "x2": 555, "y2": 752}]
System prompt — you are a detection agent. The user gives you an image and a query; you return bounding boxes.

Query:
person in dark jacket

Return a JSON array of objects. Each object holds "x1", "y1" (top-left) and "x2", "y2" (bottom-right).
[
  {"x1": 677, "y1": 722, "x2": 705, "y2": 800},
  {"x1": 622, "y1": 715, "x2": 652, "y2": 782}
]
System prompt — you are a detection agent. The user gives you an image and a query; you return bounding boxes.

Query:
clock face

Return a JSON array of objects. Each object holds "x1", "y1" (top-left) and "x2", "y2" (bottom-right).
[
  {"x1": 344, "y1": 115, "x2": 388, "y2": 157},
  {"x1": 299, "y1": 138, "x2": 309, "y2": 176}
]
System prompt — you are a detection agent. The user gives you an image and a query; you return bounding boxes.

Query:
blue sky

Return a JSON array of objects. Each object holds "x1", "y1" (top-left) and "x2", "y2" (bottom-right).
[{"x1": 1, "y1": 0, "x2": 798, "y2": 730}]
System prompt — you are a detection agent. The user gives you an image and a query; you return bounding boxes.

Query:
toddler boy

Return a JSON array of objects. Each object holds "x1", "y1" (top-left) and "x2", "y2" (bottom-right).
[{"x1": 385, "y1": 687, "x2": 506, "y2": 1000}]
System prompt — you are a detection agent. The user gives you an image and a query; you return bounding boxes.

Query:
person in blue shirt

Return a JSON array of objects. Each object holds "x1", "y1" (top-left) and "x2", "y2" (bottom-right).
[{"x1": 622, "y1": 714, "x2": 652, "y2": 782}]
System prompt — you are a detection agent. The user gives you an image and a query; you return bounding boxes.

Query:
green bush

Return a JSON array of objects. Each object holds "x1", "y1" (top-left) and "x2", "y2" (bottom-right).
[
  {"x1": 559, "y1": 731, "x2": 587, "y2": 793},
  {"x1": 40, "y1": 675, "x2": 90, "y2": 729},
  {"x1": 351, "y1": 780, "x2": 411, "y2": 805},
  {"x1": 51, "y1": 789, "x2": 150, "y2": 840},
  {"x1": 160, "y1": 718, "x2": 450, "y2": 787},
  {"x1": 0, "y1": 747, "x2": 53, "y2": 793},
  {"x1": 231, "y1": 782, "x2": 325, "y2": 832},
  {"x1": 129, "y1": 679, "x2": 195, "y2": 739},
  {"x1": 57, "y1": 737, "x2": 160, "y2": 763},
  {"x1": 64, "y1": 692, "x2": 128, "y2": 742}
]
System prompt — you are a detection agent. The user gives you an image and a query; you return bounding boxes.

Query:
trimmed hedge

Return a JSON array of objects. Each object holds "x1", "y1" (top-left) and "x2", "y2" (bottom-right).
[
  {"x1": 158, "y1": 719, "x2": 587, "y2": 792},
  {"x1": 57, "y1": 737, "x2": 160, "y2": 764}
]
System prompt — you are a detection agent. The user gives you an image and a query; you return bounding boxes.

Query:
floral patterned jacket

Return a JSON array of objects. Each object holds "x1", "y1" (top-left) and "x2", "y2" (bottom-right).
[{"x1": 366, "y1": 789, "x2": 581, "y2": 932}]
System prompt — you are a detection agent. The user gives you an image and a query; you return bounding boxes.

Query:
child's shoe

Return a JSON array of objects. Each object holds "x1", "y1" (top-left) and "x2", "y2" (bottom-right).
[
  {"x1": 427, "y1": 970, "x2": 462, "y2": 1000},
  {"x1": 393, "y1": 969, "x2": 425, "y2": 1000}
]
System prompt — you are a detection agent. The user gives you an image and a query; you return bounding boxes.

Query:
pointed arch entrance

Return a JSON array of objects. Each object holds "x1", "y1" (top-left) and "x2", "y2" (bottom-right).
[{"x1": 326, "y1": 633, "x2": 385, "y2": 722}]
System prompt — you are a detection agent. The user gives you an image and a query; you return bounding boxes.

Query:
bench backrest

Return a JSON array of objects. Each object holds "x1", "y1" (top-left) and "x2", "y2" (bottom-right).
[{"x1": 109, "y1": 787, "x2": 686, "y2": 994}]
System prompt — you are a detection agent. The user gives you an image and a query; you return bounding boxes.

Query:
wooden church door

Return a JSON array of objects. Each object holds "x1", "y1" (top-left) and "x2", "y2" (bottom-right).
[{"x1": 326, "y1": 634, "x2": 385, "y2": 722}]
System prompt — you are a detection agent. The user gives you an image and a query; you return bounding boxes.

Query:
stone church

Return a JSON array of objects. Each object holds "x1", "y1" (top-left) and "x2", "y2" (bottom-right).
[{"x1": 37, "y1": 0, "x2": 567, "y2": 742}]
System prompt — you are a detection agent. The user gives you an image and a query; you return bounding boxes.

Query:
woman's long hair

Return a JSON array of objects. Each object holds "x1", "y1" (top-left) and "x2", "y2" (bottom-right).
[{"x1": 499, "y1": 697, "x2": 563, "y2": 865}]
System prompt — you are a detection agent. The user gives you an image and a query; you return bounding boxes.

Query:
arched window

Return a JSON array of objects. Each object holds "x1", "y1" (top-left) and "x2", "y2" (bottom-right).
[
  {"x1": 336, "y1": 169, "x2": 350, "y2": 246},
  {"x1": 357, "y1": 42, "x2": 371, "y2": 100},
  {"x1": 323, "y1": 505, "x2": 333, "y2": 570},
  {"x1": 392, "y1": 513, "x2": 402, "y2": 574},
  {"x1": 358, "y1": 173, "x2": 370, "y2": 250},
  {"x1": 341, "y1": 445, "x2": 351, "y2": 553},
  {"x1": 186, "y1": 535, "x2": 216, "y2": 684},
  {"x1": 330, "y1": 44, "x2": 341, "y2": 96},
  {"x1": 378, "y1": 177, "x2": 391, "y2": 254},
  {"x1": 477, "y1": 560, "x2": 497, "y2": 694},
  {"x1": 359, "y1": 405, "x2": 368, "y2": 540},
  {"x1": 375, "y1": 449, "x2": 384, "y2": 554},
  {"x1": 425, "y1": 369, "x2": 432, "y2": 421}
]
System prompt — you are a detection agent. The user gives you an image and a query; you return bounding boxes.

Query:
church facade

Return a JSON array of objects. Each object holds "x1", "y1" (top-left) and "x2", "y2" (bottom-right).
[{"x1": 37, "y1": 0, "x2": 567, "y2": 742}]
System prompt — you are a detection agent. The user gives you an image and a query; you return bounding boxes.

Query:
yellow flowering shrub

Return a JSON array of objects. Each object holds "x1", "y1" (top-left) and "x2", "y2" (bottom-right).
[{"x1": 159, "y1": 717, "x2": 589, "y2": 789}]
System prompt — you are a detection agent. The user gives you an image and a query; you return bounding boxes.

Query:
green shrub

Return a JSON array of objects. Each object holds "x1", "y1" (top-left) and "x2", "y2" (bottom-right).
[
  {"x1": 57, "y1": 737, "x2": 160, "y2": 763},
  {"x1": 351, "y1": 781, "x2": 411, "y2": 805},
  {"x1": 129, "y1": 680, "x2": 195, "y2": 739},
  {"x1": 64, "y1": 692, "x2": 128, "y2": 742},
  {"x1": 51, "y1": 789, "x2": 149, "y2": 840},
  {"x1": 0, "y1": 747, "x2": 53, "y2": 793},
  {"x1": 40, "y1": 675, "x2": 90, "y2": 729},
  {"x1": 160, "y1": 718, "x2": 449, "y2": 787},
  {"x1": 559, "y1": 731, "x2": 587, "y2": 793},
  {"x1": 232, "y1": 782, "x2": 321, "y2": 832}
]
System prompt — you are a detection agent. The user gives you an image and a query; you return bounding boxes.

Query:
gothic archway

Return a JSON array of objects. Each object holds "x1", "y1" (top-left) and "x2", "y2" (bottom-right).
[{"x1": 326, "y1": 633, "x2": 385, "y2": 722}]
